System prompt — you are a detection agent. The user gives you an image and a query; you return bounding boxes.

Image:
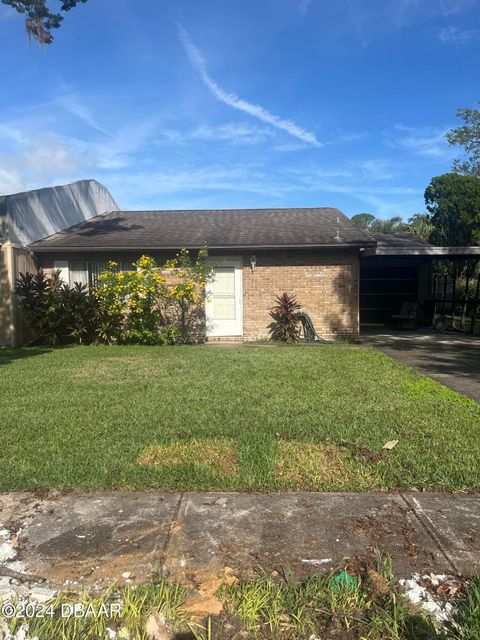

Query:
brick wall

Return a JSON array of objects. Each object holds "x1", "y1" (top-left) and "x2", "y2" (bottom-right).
[
  {"x1": 36, "y1": 249, "x2": 360, "y2": 341},
  {"x1": 242, "y1": 249, "x2": 359, "y2": 340}
]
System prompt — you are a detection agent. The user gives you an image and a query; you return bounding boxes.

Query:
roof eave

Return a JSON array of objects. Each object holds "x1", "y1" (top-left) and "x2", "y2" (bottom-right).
[{"x1": 30, "y1": 241, "x2": 377, "y2": 253}]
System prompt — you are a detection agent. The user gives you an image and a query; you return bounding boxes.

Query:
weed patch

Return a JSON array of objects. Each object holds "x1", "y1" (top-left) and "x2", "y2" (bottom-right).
[{"x1": 275, "y1": 441, "x2": 384, "y2": 490}]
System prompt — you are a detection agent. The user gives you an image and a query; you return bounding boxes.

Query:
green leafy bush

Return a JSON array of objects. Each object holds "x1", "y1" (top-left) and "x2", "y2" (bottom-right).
[{"x1": 16, "y1": 270, "x2": 94, "y2": 345}]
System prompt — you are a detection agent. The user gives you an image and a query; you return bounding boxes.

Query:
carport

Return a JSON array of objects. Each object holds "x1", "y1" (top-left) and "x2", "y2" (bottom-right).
[{"x1": 360, "y1": 233, "x2": 480, "y2": 334}]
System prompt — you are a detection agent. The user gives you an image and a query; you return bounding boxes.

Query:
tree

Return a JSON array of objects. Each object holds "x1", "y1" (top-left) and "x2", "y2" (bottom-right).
[
  {"x1": 370, "y1": 216, "x2": 410, "y2": 233},
  {"x1": 425, "y1": 173, "x2": 480, "y2": 246},
  {"x1": 1, "y1": 0, "x2": 87, "y2": 44},
  {"x1": 350, "y1": 213, "x2": 410, "y2": 234},
  {"x1": 446, "y1": 103, "x2": 480, "y2": 177},
  {"x1": 408, "y1": 213, "x2": 434, "y2": 242},
  {"x1": 350, "y1": 213, "x2": 376, "y2": 230}
]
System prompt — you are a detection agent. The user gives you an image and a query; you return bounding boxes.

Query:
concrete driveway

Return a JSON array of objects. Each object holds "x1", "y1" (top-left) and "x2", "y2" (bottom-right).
[{"x1": 362, "y1": 330, "x2": 480, "y2": 403}]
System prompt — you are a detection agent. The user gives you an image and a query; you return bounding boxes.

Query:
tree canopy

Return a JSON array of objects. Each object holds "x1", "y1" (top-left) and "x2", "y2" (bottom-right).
[
  {"x1": 425, "y1": 173, "x2": 480, "y2": 246},
  {"x1": 350, "y1": 213, "x2": 376, "y2": 231},
  {"x1": 447, "y1": 103, "x2": 480, "y2": 178},
  {"x1": 1, "y1": 0, "x2": 87, "y2": 44},
  {"x1": 350, "y1": 214, "x2": 410, "y2": 234},
  {"x1": 407, "y1": 213, "x2": 434, "y2": 242}
]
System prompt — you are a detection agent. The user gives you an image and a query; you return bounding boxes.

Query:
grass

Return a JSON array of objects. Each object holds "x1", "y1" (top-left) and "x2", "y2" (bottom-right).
[
  {"x1": 4, "y1": 577, "x2": 191, "y2": 640},
  {"x1": 2, "y1": 562, "x2": 480, "y2": 639},
  {"x1": 0, "y1": 343, "x2": 479, "y2": 491}
]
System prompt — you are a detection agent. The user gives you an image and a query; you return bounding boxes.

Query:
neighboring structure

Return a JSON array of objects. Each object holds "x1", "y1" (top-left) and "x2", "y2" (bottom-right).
[
  {"x1": 29, "y1": 208, "x2": 375, "y2": 341},
  {"x1": 0, "y1": 180, "x2": 118, "y2": 346}
]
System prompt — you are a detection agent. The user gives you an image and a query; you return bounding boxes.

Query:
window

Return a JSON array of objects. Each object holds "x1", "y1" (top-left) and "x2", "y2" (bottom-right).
[
  {"x1": 88, "y1": 260, "x2": 131, "y2": 287},
  {"x1": 69, "y1": 261, "x2": 88, "y2": 287},
  {"x1": 88, "y1": 261, "x2": 109, "y2": 287}
]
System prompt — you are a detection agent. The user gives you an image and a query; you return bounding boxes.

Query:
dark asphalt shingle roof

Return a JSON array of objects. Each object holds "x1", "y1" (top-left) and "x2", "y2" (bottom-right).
[
  {"x1": 372, "y1": 232, "x2": 432, "y2": 248},
  {"x1": 30, "y1": 208, "x2": 376, "y2": 251}
]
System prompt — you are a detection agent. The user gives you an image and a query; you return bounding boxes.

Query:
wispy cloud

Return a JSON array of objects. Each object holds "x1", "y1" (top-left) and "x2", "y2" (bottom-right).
[
  {"x1": 335, "y1": 0, "x2": 476, "y2": 47},
  {"x1": 160, "y1": 122, "x2": 276, "y2": 146},
  {"x1": 361, "y1": 159, "x2": 398, "y2": 181},
  {"x1": 436, "y1": 26, "x2": 480, "y2": 44},
  {"x1": 55, "y1": 91, "x2": 112, "y2": 136},
  {"x1": 387, "y1": 124, "x2": 453, "y2": 158},
  {"x1": 178, "y1": 25, "x2": 322, "y2": 147},
  {"x1": 438, "y1": 0, "x2": 477, "y2": 17}
]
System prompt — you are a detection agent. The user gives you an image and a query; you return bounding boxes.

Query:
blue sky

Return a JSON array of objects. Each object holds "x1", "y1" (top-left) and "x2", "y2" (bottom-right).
[{"x1": 0, "y1": 0, "x2": 479, "y2": 218}]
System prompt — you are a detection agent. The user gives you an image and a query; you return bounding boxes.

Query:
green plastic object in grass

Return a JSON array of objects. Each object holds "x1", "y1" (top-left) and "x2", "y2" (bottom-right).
[{"x1": 332, "y1": 571, "x2": 358, "y2": 591}]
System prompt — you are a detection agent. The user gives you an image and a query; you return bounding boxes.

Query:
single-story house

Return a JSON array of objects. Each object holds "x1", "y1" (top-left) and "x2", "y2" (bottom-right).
[
  {"x1": 2, "y1": 180, "x2": 479, "y2": 346},
  {"x1": 28, "y1": 207, "x2": 375, "y2": 341}
]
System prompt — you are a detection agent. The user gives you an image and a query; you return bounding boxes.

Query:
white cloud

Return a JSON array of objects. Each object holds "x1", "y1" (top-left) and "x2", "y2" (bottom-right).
[
  {"x1": 437, "y1": 0, "x2": 477, "y2": 17},
  {"x1": 361, "y1": 159, "x2": 397, "y2": 180},
  {"x1": 335, "y1": 0, "x2": 476, "y2": 47},
  {"x1": 178, "y1": 26, "x2": 322, "y2": 147},
  {"x1": 436, "y1": 26, "x2": 480, "y2": 44},
  {"x1": 388, "y1": 124, "x2": 453, "y2": 158},
  {"x1": 160, "y1": 122, "x2": 276, "y2": 146},
  {"x1": 55, "y1": 91, "x2": 112, "y2": 136},
  {"x1": 190, "y1": 122, "x2": 275, "y2": 144}
]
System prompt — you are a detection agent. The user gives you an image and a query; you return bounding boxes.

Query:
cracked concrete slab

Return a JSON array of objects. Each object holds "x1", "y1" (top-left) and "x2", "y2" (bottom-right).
[
  {"x1": 1, "y1": 490, "x2": 479, "y2": 598},
  {"x1": 15, "y1": 491, "x2": 180, "y2": 588},
  {"x1": 163, "y1": 492, "x2": 452, "y2": 582},
  {"x1": 402, "y1": 492, "x2": 480, "y2": 573}
]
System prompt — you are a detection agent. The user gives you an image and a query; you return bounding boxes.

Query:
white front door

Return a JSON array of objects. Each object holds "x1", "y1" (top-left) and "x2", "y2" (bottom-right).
[{"x1": 205, "y1": 257, "x2": 243, "y2": 337}]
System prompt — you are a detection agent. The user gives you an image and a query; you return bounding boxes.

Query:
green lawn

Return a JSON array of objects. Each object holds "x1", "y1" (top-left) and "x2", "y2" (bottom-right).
[{"x1": 0, "y1": 344, "x2": 479, "y2": 492}]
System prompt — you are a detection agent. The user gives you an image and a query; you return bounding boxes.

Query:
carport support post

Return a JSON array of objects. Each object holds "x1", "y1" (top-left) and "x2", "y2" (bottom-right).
[
  {"x1": 471, "y1": 262, "x2": 480, "y2": 334},
  {"x1": 442, "y1": 269, "x2": 448, "y2": 314},
  {"x1": 460, "y1": 269, "x2": 470, "y2": 332},
  {"x1": 451, "y1": 260, "x2": 457, "y2": 329}
]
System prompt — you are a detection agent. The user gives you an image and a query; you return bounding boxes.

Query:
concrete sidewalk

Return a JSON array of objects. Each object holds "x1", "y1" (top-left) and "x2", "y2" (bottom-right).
[{"x1": 1, "y1": 490, "x2": 479, "y2": 610}]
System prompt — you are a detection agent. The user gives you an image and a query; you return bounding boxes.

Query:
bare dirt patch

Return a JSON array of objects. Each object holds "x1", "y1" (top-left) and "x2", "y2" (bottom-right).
[{"x1": 137, "y1": 440, "x2": 239, "y2": 478}]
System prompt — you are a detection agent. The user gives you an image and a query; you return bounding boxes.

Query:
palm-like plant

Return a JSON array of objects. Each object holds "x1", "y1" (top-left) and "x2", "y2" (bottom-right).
[{"x1": 268, "y1": 292, "x2": 301, "y2": 343}]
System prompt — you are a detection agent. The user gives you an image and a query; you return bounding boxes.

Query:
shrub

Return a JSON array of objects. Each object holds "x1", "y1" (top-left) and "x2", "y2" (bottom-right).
[
  {"x1": 93, "y1": 249, "x2": 212, "y2": 345},
  {"x1": 16, "y1": 249, "x2": 213, "y2": 346},
  {"x1": 16, "y1": 270, "x2": 94, "y2": 345},
  {"x1": 268, "y1": 292, "x2": 301, "y2": 343}
]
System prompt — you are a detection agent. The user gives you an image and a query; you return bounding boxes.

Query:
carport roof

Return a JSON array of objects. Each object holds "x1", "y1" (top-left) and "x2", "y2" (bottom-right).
[{"x1": 364, "y1": 232, "x2": 480, "y2": 257}]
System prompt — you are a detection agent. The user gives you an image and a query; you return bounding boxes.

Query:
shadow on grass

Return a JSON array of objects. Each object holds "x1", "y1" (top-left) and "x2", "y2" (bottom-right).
[{"x1": 0, "y1": 346, "x2": 53, "y2": 366}]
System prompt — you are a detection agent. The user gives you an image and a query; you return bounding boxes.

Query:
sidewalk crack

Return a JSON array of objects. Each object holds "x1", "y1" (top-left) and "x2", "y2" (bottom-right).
[
  {"x1": 399, "y1": 493, "x2": 458, "y2": 574},
  {"x1": 160, "y1": 492, "x2": 184, "y2": 573}
]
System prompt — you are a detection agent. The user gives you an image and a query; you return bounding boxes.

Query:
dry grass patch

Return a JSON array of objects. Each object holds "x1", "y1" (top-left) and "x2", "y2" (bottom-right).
[
  {"x1": 137, "y1": 440, "x2": 238, "y2": 478},
  {"x1": 275, "y1": 440, "x2": 383, "y2": 490}
]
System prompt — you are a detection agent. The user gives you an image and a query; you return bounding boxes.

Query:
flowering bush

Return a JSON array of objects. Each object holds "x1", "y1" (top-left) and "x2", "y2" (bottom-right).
[
  {"x1": 93, "y1": 248, "x2": 212, "y2": 345},
  {"x1": 16, "y1": 248, "x2": 213, "y2": 346}
]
